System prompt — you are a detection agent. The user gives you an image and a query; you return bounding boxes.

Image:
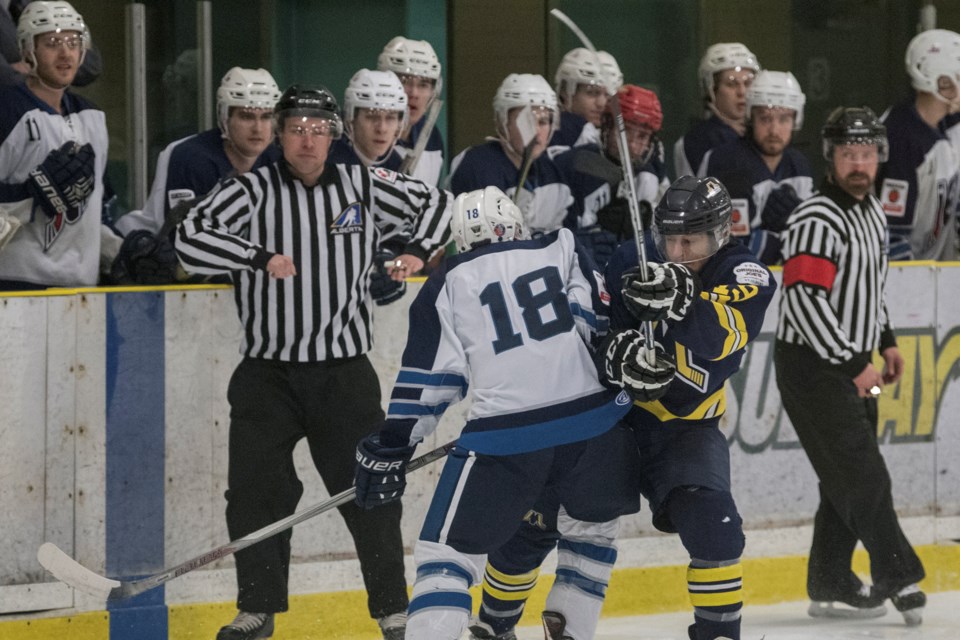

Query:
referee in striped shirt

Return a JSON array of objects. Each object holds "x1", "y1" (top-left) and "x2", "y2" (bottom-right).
[
  {"x1": 774, "y1": 107, "x2": 925, "y2": 623},
  {"x1": 176, "y1": 84, "x2": 451, "y2": 640}
]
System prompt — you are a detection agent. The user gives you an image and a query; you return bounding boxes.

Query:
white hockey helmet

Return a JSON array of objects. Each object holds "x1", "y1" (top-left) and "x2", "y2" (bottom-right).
[
  {"x1": 17, "y1": 1, "x2": 89, "y2": 65},
  {"x1": 343, "y1": 69, "x2": 410, "y2": 134},
  {"x1": 217, "y1": 67, "x2": 282, "y2": 134},
  {"x1": 698, "y1": 42, "x2": 761, "y2": 103},
  {"x1": 493, "y1": 73, "x2": 560, "y2": 138},
  {"x1": 905, "y1": 29, "x2": 960, "y2": 99},
  {"x1": 377, "y1": 36, "x2": 443, "y2": 96},
  {"x1": 554, "y1": 48, "x2": 624, "y2": 101},
  {"x1": 746, "y1": 70, "x2": 806, "y2": 130},
  {"x1": 451, "y1": 186, "x2": 528, "y2": 253}
]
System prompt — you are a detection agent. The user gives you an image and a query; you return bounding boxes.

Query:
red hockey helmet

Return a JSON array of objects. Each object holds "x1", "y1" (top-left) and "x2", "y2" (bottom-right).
[{"x1": 608, "y1": 84, "x2": 663, "y2": 132}]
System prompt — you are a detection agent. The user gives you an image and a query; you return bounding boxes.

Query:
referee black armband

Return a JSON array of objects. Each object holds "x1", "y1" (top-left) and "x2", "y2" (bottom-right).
[{"x1": 251, "y1": 247, "x2": 273, "y2": 270}]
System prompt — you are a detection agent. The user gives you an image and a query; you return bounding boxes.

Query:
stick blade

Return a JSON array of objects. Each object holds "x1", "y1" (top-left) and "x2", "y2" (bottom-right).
[{"x1": 37, "y1": 543, "x2": 120, "y2": 601}]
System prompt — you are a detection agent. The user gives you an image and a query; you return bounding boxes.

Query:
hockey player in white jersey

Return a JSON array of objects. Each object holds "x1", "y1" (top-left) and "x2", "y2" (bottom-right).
[
  {"x1": 449, "y1": 73, "x2": 573, "y2": 234},
  {"x1": 878, "y1": 28, "x2": 960, "y2": 260},
  {"x1": 111, "y1": 66, "x2": 282, "y2": 284},
  {"x1": 377, "y1": 36, "x2": 445, "y2": 185},
  {"x1": 702, "y1": 70, "x2": 813, "y2": 264},
  {"x1": 548, "y1": 48, "x2": 624, "y2": 158},
  {"x1": 329, "y1": 69, "x2": 408, "y2": 170},
  {"x1": 352, "y1": 186, "x2": 676, "y2": 640},
  {"x1": 0, "y1": 0, "x2": 116, "y2": 289},
  {"x1": 674, "y1": 43, "x2": 761, "y2": 179}
]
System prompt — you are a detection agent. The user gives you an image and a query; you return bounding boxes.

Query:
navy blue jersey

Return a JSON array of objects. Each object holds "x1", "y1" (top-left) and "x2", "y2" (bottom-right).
[
  {"x1": 547, "y1": 111, "x2": 599, "y2": 159},
  {"x1": 554, "y1": 143, "x2": 669, "y2": 230},
  {"x1": 878, "y1": 100, "x2": 959, "y2": 260},
  {"x1": 396, "y1": 116, "x2": 445, "y2": 186},
  {"x1": 116, "y1": 128, "x2": 281, "y2": 236},
  {"x1": 448, "y1": 140, "x2": 573, "y2": 234},
  {"x1": 673, "y1": 114, "x2": 739, "y2": 178},
  {"x1": 379, "y1": 229, "x2": 630, "y2": 455},
  {"x1": 606, "y1": 239, "x2": 776, "y2": 425},
  {"x1": 328, "y1": 137, "x2": 404, "y2": 171},
  {"x1": 704, "y1": 137, "x2": 813, "y2": 265}
]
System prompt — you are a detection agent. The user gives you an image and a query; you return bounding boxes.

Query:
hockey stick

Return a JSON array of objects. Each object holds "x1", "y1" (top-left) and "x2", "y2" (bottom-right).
[
  {"x1": 398, "y1": 99, "x2": 444, "y2": 176},
  {"x1": 550, "y1": 9, "x2": 656, "y2": 364},
  {"x1": 38, "y1": 439, "x2": 457, "y2": 602},
  {"x1": 572, "y1": 147, "x2": 622, "y2": 186},
  {"x1": 513, "y1": 138, "x2": 538, "y2": 206}
]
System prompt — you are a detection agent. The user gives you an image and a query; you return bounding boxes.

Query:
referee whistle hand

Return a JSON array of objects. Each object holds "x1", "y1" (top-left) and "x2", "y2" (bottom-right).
[
  {"x1": 267, "y1": 254, "x2": 297, "y2": 279},
  {"x1": 853, "y1": 363, "x2": 883, "y2": 398},
  {"x1": 387, "y1": 253, "x2": 424, "y2": 281}
]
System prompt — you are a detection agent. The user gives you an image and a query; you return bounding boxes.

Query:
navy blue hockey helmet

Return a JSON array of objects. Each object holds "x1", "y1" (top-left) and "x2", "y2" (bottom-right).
[
  {"x1": 821, "y1": 106, "x2": 888, "y2": 162},
  {"x1": 652, "y1": 175, "x2": 733, "y2": 262}
]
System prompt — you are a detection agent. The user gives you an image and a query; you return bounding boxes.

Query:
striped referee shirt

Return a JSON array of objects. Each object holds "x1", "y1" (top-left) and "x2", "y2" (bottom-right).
[
  {"x1": 176, "y1": 161, "x2": 451, "y2": 362},
  {"x1": 777, "y1": 180, "x2": 896, "y2": 376}
]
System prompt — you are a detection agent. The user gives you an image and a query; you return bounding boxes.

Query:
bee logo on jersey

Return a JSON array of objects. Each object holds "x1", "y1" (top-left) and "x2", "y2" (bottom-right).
[{"x1": 331, "y1": 202, "x2": 364, "y2": 234}]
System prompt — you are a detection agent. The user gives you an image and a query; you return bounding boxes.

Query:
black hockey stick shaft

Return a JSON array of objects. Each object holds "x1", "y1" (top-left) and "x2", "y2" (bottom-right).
[
  {"x1": 550, "y1": 9, "x2": 656, "y2": 363},
  {"x1": 40, "y1": 439, "x2": 456, "y2": 601}
]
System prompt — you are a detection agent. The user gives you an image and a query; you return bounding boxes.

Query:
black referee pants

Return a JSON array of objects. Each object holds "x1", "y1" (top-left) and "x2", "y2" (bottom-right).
[
  {"x1": 774, "y1": 342, "x2": 924, "y2": 599},
  {"x1": 225, "y1": 356, "x2": 408, "y2": 617}
]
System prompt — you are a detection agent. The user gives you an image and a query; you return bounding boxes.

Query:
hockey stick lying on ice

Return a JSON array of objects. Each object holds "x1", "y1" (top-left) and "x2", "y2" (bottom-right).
[
  {"x1": 38, "y1": 439, "x2": 457, "y2": 602},
  {"x1": 551, "y1": 8, "x2": 657, "y2": 365}
]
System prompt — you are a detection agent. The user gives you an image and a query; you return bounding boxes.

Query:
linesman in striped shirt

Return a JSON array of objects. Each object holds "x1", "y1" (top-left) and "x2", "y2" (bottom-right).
[
  {"x1": 176, "y1": 84, "x2": 452, "y2": 640},
  {"x1": 775, "y1": 106, "x2": 926, "y2": 626}
]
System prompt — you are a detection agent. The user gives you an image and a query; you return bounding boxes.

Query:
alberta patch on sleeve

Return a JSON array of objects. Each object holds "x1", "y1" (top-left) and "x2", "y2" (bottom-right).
[{"x1": 733, "y1": 262, "x2": 770, "y2": 286}]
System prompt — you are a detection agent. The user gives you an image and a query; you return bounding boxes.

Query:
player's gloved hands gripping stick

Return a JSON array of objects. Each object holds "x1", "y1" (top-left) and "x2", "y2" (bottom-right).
[
  {"x1": 598, "y1": 328, "x2": 676, "y2": 402},
  {"x1": 354, "y1": 434, "x2": 417, "y2": 509},
  {"x1": 622, "y1": 261, "x2": 700, "y2": 322}
]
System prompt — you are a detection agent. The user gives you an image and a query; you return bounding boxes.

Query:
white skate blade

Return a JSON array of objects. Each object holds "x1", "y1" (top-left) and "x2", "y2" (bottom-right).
[{"x1": 808, "y1": 600, "x2": 887, "y2": 619}]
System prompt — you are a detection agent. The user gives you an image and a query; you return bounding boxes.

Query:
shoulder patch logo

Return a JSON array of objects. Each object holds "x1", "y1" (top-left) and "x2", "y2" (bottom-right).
[
  {"x1": 730, "y1": 198, "x2": 750, "y2": 236},
  {"x1": 733, "y1": 262, "x2": 770, "y2": 287},
  {"x1": 593, "y1": 270, "x2": 610, "y2": 304},
  {"x1": 167, "y1": 189, "x2": 195, "y2": 210},
  {"x1": 880, "y1": 178, "x2": 908, "y2": 217},
  {"x1": 373, "y1": 167, "x2": 398, "y2": 183},
  {"x1": 331, "y1": 202, "x2": 364, "y2": 234}
]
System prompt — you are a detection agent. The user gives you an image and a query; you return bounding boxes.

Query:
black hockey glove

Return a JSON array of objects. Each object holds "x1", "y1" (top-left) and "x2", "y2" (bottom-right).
[
  {"x1": 622, "y1": 262, "x2": 700, "y2": 322},
  {"x1": 110, "y1": 230, "x2": 179, "y2": 285},
  {"x1": 598, "y1": 329, "x2": 675, "y2": 402},
  {"x1": 596, "y1": 198, "x2": 652, "y2": 240},
  {"x1": 354, "y1": 434, "x2": 416, "y2": 510},
  {"x1": 370, "y1": 249, "x2": 407, "y2": 306},
  {"x1": 574, "y1": 225, "x2": 620, "y2": 268},
  {"x1": 760, "y1": 183, "x2": 801, "y2": 233},
  {"x1": 26, "y1": 142, "x2": 96, "y2": 222}
]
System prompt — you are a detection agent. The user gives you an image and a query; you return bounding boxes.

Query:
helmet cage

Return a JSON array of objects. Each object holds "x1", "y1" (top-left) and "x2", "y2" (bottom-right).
[{"x1": 451, "y1": 186, "x2": 528, "y2": 253}]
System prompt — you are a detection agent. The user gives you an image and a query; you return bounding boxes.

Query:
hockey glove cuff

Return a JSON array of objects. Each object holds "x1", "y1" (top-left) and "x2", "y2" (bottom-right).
[
  {"x1": 370, "y1": 250, "x2": 407, "y2": 306},
  {"x1": 111, "y1": 230, "x2": 179, "y2": 285},
  {"x1": 599, "y1": 329, "x2": 676, "y2": 403},
  {"x1": 26, "y1": 142, "x2": 96, "y2": 222},
  {"x1": 761, "y1": 183, "x2": 800, "y2": 233},
  {"x1": 354, "y1": 434, "x2": 416, "y2": 510}
]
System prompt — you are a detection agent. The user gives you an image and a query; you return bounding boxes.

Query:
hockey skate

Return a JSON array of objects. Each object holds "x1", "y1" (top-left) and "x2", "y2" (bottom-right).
[
  {"x1": 807, "y1": 583, "x2": 887, "y2": 619},
  {"x1": 467, "y1": 616, "x2": 518, "y2": 640},
  {"x1": 378, "y1": 611, "x2": 407, "y2": 640},
  {"x1": 216, "y1": 611, "x2": 273, "y2": 640},
  {"x1": 891, "y1": 583, "x2": 926, "y2": 626},
  {"x1": 687, "y1": 623, "x2": 735, "y2": 640},
  {"x1": 542, "y1": 610, "x2": 573, "y2": 640}
]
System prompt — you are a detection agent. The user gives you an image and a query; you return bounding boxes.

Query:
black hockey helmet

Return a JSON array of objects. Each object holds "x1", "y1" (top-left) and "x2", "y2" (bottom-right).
[
  {"x1": 821, "y1": 106, "x2": 888, "y2": 162},
  {"x1": 274, "y1": 84, "x2": 343, "y2": 139},
  {"x1": 652, "y1": 175, "x2": 732, "y2": 262}
]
